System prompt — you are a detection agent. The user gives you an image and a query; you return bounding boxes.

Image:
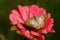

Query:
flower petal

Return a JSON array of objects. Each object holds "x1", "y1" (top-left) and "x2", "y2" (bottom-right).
[
  {"x1": 34, "y1": 38, "x2": 38, "y2": 40},
  {"x1": 18, "y1": 5, "x2": 27, "y2": 21},
  {"x1": 39, "y1": 8, "x2": 46, "y2": 14},
  {"x1": 30, "y1": 5, "x2": 39, "y2": 16},
  {"x1": 21, "y1": 30, "x2": 32, "y2": 38},
  {"x1": 11, "y1": 9, "x2": 24, "y2": 23},
  {"x1": 29, "y1": 12, "x2": 34, "y2": 18},
  {"x1": 44, "y1": 18, "x2": 54, "y2": 27},
  {"x1": 47, "y1": 13, "x2": 51, "y2": 18},
  {"x1": 45, "y1": 24, "x2": 54, "y2": 31},
  {"x1": 24, "y1": 6, "x2": 29, "y2": 18},
  {"x1": 34, "y1": 34, "x2": 45, "y2": 40},
  {"x1": 17, "y1": 23, "x2": 25, "y2": 30},
  {"x1": 11, "y1": 9, "x2": 20, "y2": 16},
  {"x1": 37, "y1": 35, "x2": 45, "y2": 40},
  {"x1": 9, "y1": 14, "x2": 18, "y2": 24},
  {"x1": 10, "y1": 26, "x2": 17, "y2": 31},
  {"x1": 31, "y1": 31, "x2": 39, "y2": 36},
  {"x1": 38, "y1": 29, "x2": 48, "y2": 34},
  {"x1": 50, "y1": 29, "x2": 55, "y2": 32}
]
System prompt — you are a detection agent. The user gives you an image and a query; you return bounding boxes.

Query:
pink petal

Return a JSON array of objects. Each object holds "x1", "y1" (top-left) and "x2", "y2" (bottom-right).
[
  {"x1": 21, "y1": 30, "x2": 32, "y2": 38},
  {"x1": 45, "y1": 24, "x2": 54, "y2": 31},
  {"x1": 34, "y1": 34, "x2": 45, "y2": 40},
  {"x1": 47, "y1": 13, "x2": 51, "y2": 18},
  {"x1": 38, "y1": 29, "x2": 48, "y2": 34},
  {"x1": 11, "y1": 9, "x2": 24, "y2": 23},
  {"x1": 39, "y1": 8, "x2": 46, "y2": 14},
  {"x1": 10, "y1": 27, "x2": 14, "y2": 31},
  {"x1": 37, "y1": 35, "x2": 45, "y2": 40},
  {"x1": 30, "y1": 5, "x2": 39, "y2": 16},
  {"x1": 9, "y1": 26, "x2": 17, "y2": 31},
  {"x1": 24, "y1": 6, "x2": 29, "y2": 18},
  {"x1": 29, "y1": 12, "x2": 34, "y2": 18},
  {"x1": 9, "y1": 14, "x2": 18, "y2": 24},
  {"x1": 31, "y1": 31, "x2": 39, "y2": 36},
  {"x1": 34, "y1": 38, "x2": 38, "y2": 40},
  {"x1": 25, "y1": 30, "x2": 32, "y2": 38},
  {"x1": 44, "y1": 18, "x2": 54, "y2": 27},
  {"x1": 49, "y1": 18, "x2": 54, "y2": 24},
  {"x1": 17, "y1": 23, "x2": 25, "y2": 30},
  {"x1": 18, "y1": 17, "x2": 24, "y2": 23},
  {"x1": 50, "y1": 29, "x2": 55, "y2": 32},
  {"x1": 21, "y1": 29, "x2": 25, "y2": 34},
  {"x1": 11, "y1": 9, "x2": 20, "y2": 16},
  {"x1": 44, "y1": 18, "x2": 54, "y2": 32},
  {"x1": 18, "y1": 5, "x2": 27, "y2": 21}
]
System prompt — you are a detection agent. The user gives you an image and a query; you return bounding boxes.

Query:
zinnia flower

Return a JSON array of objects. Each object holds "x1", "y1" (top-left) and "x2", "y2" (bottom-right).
[{"x1": 9, "y1": 5, "x2": 55, "y2": 40}]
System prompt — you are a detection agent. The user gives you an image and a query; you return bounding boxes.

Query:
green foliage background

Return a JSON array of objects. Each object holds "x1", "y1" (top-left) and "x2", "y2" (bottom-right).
[{"x1": 0, "y1": 0, "x2": 60, "y2": 40}]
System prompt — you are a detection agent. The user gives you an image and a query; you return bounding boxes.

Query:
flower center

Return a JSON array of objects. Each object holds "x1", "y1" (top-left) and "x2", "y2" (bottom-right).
[{"x1": 24, "y1": 14, "x2": 47, "y2": 30}]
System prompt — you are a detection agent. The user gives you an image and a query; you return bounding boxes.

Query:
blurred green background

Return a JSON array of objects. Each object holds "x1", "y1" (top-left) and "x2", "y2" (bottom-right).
[{"x1": 0, "y1": 0, "x2": 60, "y2": 40}]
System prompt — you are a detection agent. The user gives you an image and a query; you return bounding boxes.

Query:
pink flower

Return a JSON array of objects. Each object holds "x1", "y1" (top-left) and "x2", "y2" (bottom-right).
[{"x1": 9, "y1": 5, "x2": 55, "y2": 40}]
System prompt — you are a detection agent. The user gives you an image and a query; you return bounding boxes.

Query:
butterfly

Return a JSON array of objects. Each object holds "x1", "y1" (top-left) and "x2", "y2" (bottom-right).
[{"x1": 25, "y1": 14, "x2": 48, "y2": 30}]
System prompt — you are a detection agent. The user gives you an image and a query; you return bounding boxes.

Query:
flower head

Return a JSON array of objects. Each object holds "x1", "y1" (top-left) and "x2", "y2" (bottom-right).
[{"x1": 9, "y1": 5, "x2": 55, "y2": 40}]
